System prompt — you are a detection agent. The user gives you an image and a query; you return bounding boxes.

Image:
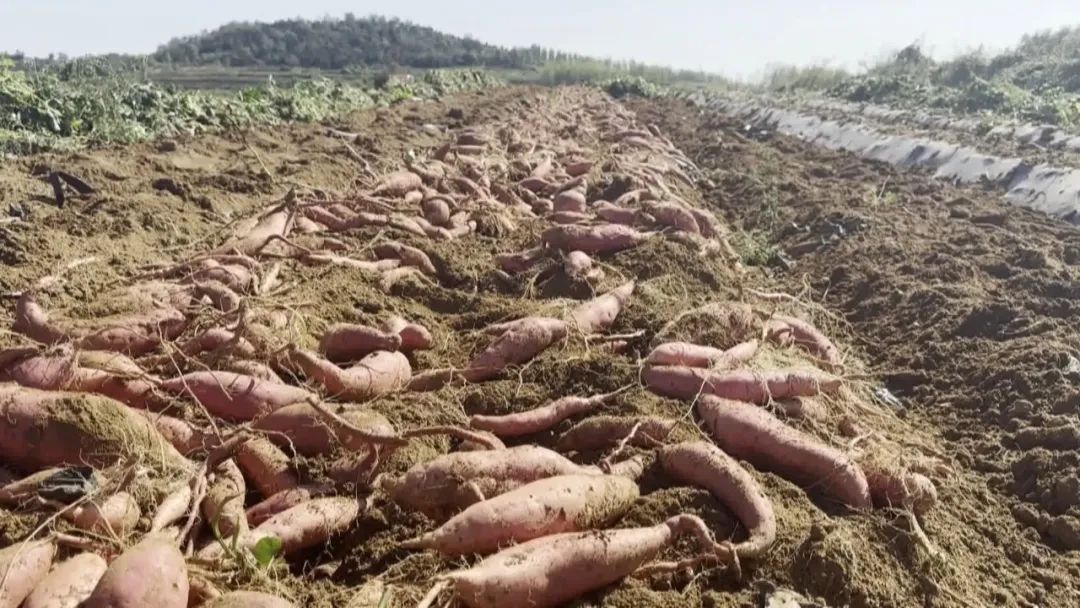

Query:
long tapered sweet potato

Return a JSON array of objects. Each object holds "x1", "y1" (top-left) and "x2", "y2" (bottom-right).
[
  {"x1": 0, "y1": 539, "x2": 54, "y2": 608},
  {"x1": 21, "y1": 552, "x2": 107, "y2": 608},
  {"x1": 379, "y1": 445, "x2": 634, "y2": 521},
  {"x1": 541, "y1": 223, "x2": 649, "y2": 254},
  {"x1": 660, "y1": 441, "x2": 776, "y2": 559},
  {"x1": 151, "y1": 483, "x2": 193, "y2": 532},
  {"x1": 203, "y1": 459, "x2": 248, "y2": 539},
  {"x1": 404, "y1": 474, "x2": 638, "y2": 556},
  {"x1": 204, "y1": 591, "x2": 297, "y2": 608},
  {"x1": 766, "y1": 315, "x2": 843, "y2": 367},
  {"x1": 319, "y1": 324, "x2": 401, "y2": 363},
  {"x1": 594, "y1": 202, "x2": 645, "y2": 225},
  {"x1": 643, "y1": 365, "x2": 840, "y2": 403},
  {"x1": 236, "y1": 438, "x2": 299, "y2": 498},
  {"x1": 159, "y1": 371, "x2": 314, "y2": 422},
  {"x1": 0, "y1": 348, "x2": 160, "y2": 409},
  {"x1": 253, "y1": 402, "x2": 398, "y2": 455},
  {"x1": 644, "y1": 340, "x2": 758, "y2": 369},
  {"x1": 288, "y1": 349, "x2": 411, "y2": 401},
  {"x1": 83, "y1": 536, "x2": 188, "y2": 608},
  {"x1": 642, "y1": 201, "x2": 700, "y2": 233},
  {"x1": 568, "y1": 281, "x2": 634, "y2": 334},
  {"x1": 245, "y1": 484, "x2": 331, "y2": 526},
  {"x1": 0, "y1": 386, "x2": 187, "y2": 473},
  {"x1": 464, "y1": 317, "x2": 567, "y2": 381},
  {"x1": 249, "y1": 496, "x2": 361, "y2": 555},
  {"x1": 372, "y1": 171, "x2": 423, "y2": 197},
  {"x1": 469, "y1": 388, "x2": 626, "y2": 438},
  {"x1": 556, "y1": 416, "x2": 675, "y2": 452},
  {"x1": 445, "y1": 514, "x2": 716, "y2": 608},
  {"x1": 373, "y1": 242, "x2": 437, "y2": 275},
  {"x1": 696, "y1": 396, "x2": 871, "y2": 509}
]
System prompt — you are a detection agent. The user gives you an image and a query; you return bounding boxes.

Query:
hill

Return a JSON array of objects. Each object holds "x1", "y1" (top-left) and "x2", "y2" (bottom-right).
[{"x1": 153, "y1": 14, "x2": 550, "y2": 70}]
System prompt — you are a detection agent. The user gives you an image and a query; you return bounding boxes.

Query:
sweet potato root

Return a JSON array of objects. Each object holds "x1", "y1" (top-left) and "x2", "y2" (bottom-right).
[
  {"x1": 246, "y1": 484, "x2": 331, "y2": 526},
  {"x1": 552, "y1": 190, "x2": 587, "y2": 213},
  {"x1": 0, "y1": 539, "x2": 54, "y2": 608},
  {"x1": 644, "y1": 340, "x2": 758, "y2": 369},
  {"x1": 541, "y1": 224, "x2": 649, "y2": 254},
  {"x1": 249, "y1": 496, "x2": 361, "y2": 556},
  {"x1": 643, "y1": 365, "x2": 841, "y2": 404},
  {"x1": 594, "y1": 201, "x2": 645, "y2": 225},
  {"x1": 204, "y1": 591, "x2": 296, "y2": 608},
  {"x1": 0, "y1": 386, "x2": 186, "y2": 472},
  {"x1": 135, "y1": 411, "x2": 211, "y2": 456},
  {"x1": 320, "y1": 323, "x2": 402, "y2": 363},
  {"x1": 159, "y1": 371, "x2": 314, "y2": 422},
  {"x1": 83, "y1": 536, "x2": 188, "y2": 608},
  {"x1": 372, "y1": 171, "x2": 423, "y2": 197},
  {"x1": 236, "y1": 438, "x2": 299, "y2": 498},
  {"x1": 556, "y1": 415, "x2": 675, "y2": 452},
  {"x1": 766, "y1": 315, "x2": 843, "y2": 367},
  {"x1": 382, "y1": 316, "x2": 433, "y2": 351},
  {"x1": 214, "y1": 206, "x2": 292, "y2": 256},
  {"x1": 568, "y1": 281, "x2": 634, "y2": 334},
  {"x1": 203, "y1": 459, "x2": 249, "y2": 539},
  {"x1": 404, "y1": 474, "x2": 638, "y2": 556},
  {"x1": 22, "y1": 552, "x2": 107, "y2": 608},
  {"x1": 151, "y1": 483, "x2": 193, "y2": 532},
  {"x1": 64, "y1": 491, "x2": 141, "y2": 536},
  {"x1": 863, "y1": 464, "x2": 938, "y2": 515},
  {"x1": 642, "y1": 201, "x2": 700, "y2": 233},
  {"x1": 660, "y1": 441, "x2": 776, "y2": 559},
  {"x1": 495, "y1": 247, "x2": 545, "y2": 274},
  {"x1": 373, "y1": 242, "x2": 437, "y2": 275},
  {"x1": 253, "y1": 402, "x2": 399, "y2": 455},
  {"x1": 469, "y1": 387, "x2": 626, "y2": 438},
  {"x1": 445, "y1": 514, "x2": 717, "y2": 608},
  {"x1": 697, "y1": 396, "x2": 871, "y2": 509},
  {"x1": 464, "y1": 317, "x2": 567, "y2": 382},
  {"x1": 288, "y1": 348, "x2": 411, "y2": 401}
]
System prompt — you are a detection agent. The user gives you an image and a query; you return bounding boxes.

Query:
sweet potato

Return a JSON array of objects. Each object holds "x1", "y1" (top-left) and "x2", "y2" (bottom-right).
[
  {"x1": 556, "y1": 416, "x2": 675, "y2": 452},
  {"x1": 642, "y1": 201, "x2": 700, "y2": 233},
  {"x1": 379, "y1": 445, "x2": 599, "y2": 520},
  {"x1": 541, "y1": 223, "x2": 649, "y2": 254},
  {"x1": 687, "y1": 207, "x2": 721, "y2": 238},
  {"x1": 552, "y1": 190, "x2": 587, "y2": 213},
  {"x1": 293, "y1": 216, "x2": 325, "y2": 234},
  {"x1": 372, "y1": 170, "x2": 422, "y2": 197},
  {"x1": 643, "y1": 365, "x2": 841, "y2": 404},
  {"x1": 0, "y1": 349, "x2": 73, "y2": 390},
  {"x1": 203, "y1": 459, "x2": 249, "y2": 538},
  {"x1": 696, "y1": 396, "x2": 871, "y2": 509},
  {"x1": 135, "y1": 411, "x2": 211, "y2": 456},
  {"x1": 766, "y1": 315, "x2": 843, "y2": 367},
  {"x1": 594, "y1": 201, "x2": 645, "y2": 225},
  {"x1": 374, "y1": 244, "x2": 435, "y2": 276},
  {"x1": 22, "y1": 552, "x2": 107, "y2": 608},
  {"x1": 179, "y1": 327, "x2": 257, "y2": 359},
  {"x1": 469, "y1": 388, "x2": 626, "y2": 438},
  {"x1": 660, "y1": 441, "x2": 776, "y2": 559},
  {"x1": 0, "y1": 386, "x2": 186, "y2": 473},
  {"x1": 320, "y1": 323, "x2": 401, "y2": 363},
  {"x1": 564, "y1": 160, "x2": 593, "y2": 177},
  {"x1": 253, "y1": 402, "x2": 398, "y2": 456},
  {"x1": 151, "y1": 483, "x2": 193, "y2": 532},
  {"x1": 568, "y1": 281, "x2": 634, "y2": 334},
  {"x1": 404, "y1": 474, "x2": 638, "y2": 556},
  {"x1": 548, "y1": 210, "x2": 591, "y2": 225},
  {"x1": 863, "y1": 465, "x2": 938, "y2": 515},
  {"x1": 204, "y1": 591, "x2": 297, "y2": 608},
  {"x1": 422, "y1": 198, "x2": 452, "y2": 226},
  {"x1": 0, "y1": 349, "x2": 160, "y2": 409},
  {"x1": 246, "y1": 484, "x2": 331, "y2": 526},
  {"x1": 445, "y1": 514, "x2": 716, "y2": 608},
  {"x1": 382, "y1": 316, "x2": 433, "y2": 351},
  {"x1": 214, "y1": 206, "x2": 292, "y2": 256},
  {"x1": 518, "y1": 176, "x2": 553, "y2": 193},
  {"x1": 288, "y1": 349, "x2": 411, "y2": 401},
  {"x1": 65, "y1": 491, "x2": 141, "y2": 536},
  {"x1": 495, "y1": 247, "x2": 545, "y2": 273},
  {"x1": 188, "y1": 264, "x2": 256, "y2": 292},
  {"x1": 83, "y1": 536, "x2": 188, "y2": 608},
  {"x1": 644, "y1": 339, "x2": 758, "y2": 369},
  {"x1": 159, "y1": 371, "x2": 314, "y2": 422},
  {"x1": 224, "y1": 359, "x2": 284, "y2": 384},
  {"x1": 563, "y1": 250, "x2": 601, "y2": 280},
  {"x1": 0, "y1": 540, "x2": 54, "y2": 608},
  {"x1": 248, "y1": 497, "x2": 361, "y2": 556},
  {"x1": 237, "y1": 438, "x2": 299, "y2": 498},
  {"x1": 464, "y1": 317, "x2": 567, "y2": 381}
]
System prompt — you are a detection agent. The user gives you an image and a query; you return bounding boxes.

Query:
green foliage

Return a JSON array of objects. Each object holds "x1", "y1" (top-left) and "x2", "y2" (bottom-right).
[
  {"x1": 533, "y1": 58, "x2": 726, "y2": 87},
  {"x1": 601, "y1": 76, "x2": 664, "y2": 99},
  {"x1": 251, "y1": 536, "x2": 283, "y2": 568},
  {"x1": 0, "y1": 62, "x2": 499, "y2": 154},
  {"x1": 763, "y1": 63, "x2": 850, "y2": 93}
]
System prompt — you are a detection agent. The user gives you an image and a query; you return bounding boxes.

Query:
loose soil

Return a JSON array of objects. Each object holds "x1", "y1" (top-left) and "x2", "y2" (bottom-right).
[{"x1": 0, "y1": 84, "x2": 1075, "y2": 608}]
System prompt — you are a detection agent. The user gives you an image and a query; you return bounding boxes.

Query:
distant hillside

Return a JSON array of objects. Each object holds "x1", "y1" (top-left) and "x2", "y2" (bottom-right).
[{"x1": 153, "y1": 14, "x2": 551, "y2": 70}]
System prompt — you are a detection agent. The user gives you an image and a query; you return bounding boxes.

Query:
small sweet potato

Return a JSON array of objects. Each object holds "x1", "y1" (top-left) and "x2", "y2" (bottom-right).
[
  {"x1": 288, "y1": 348, "x2": 411, "y2": 401},
  {"x1": 464, "y1": 317, "x2": 567, "y2": 381},
  {"x1": 236, "y1": 438, "x2": 299, "y2": 498},
  {"x1": 320, "y1": 323, "x2": 402, "y2": 363},
  {"x1": 203, "y1": 459, "x2": 249, "y2": 539},
  {"x1": 495, "y1": 248, "x2": 545, "y2": 274},
  {"x1": 0, "y1": 539, "x2": 54, "y2": 608},
  {"x1": 541, "y1": 224, "x2": 648, "y2": 255},
  {"x1": 697, "y1": 396, "x2": 871, "y2": 509},
  {"x1": 594, "y1": 201, "x2": 644, "y2": 226},
  {"x1": 382, "y1": 316, "x2": 433, "y2": 351},
  {"x1": 422, "y1": 198, "x2": 452, "y2": 226},
  {"x1": 249, "y1": 497, "x2": 361, "y2": 556},
  {"x1": 22, "y1": 552, "x2": 107, "y2": 608},
  {"x1": 135, "y1": 411, "x2": 211, "y2": 456},
  {"x1": 372, "y1": 170, "x2": 423, "y2": 197},
  {"x1": 213, "y1": 206, "x2": 292, "y2": 256},
  {"x1": 470, "y1": 388, "x2": 626, "y2": 438},
  {"x1": 568, "y1": 281, "x2": 634, "y2": 334},
  {"x1": 253, "y1": 402, "x2": 397, "y2": 456},
  {"x1": 644, "y1": 339, "x2": 758, "y2": 369},
  {"x1": 552, "y1": 190, "x2": 587, "y2": 213},
  {"x1": 642, "y1": 201, "x2": 700, "y2": 233},
  {"x1": 83, "y1": 536, "x2": 188, "y2": 608},
  {"x1": 373, "y1": 242, "x2": 437, "y2": 275},
  {"x1": 151, "y1": 483, "x2": 193, "y2": 532},
  {"x1": 204, "y1": 591, "x2": 297, "y2": 608},
  {"x1": 766, "y1": 315, "x2": 843, "y2": 367},
  {"x1": 556, "y1": 416, "x2": 675, "y2": 452},
  {"x1": 660, "y1": 441, "x2": 776, "y2": 559},
  {"x1": 404, "y1": 474, "x2": 638, "y2": 556},
  {"x1": 159, "y1": 371, "x2": 314, "y2": 422},
  {"x1": 246, "y1": 484, "x2": 331, "y2": 526},
  {"x1": 65, "y1": 491, "x2": 141, "y2": 536},
  {"x1": 643, "y1": 365, "x2": 841, "y2": 404}
]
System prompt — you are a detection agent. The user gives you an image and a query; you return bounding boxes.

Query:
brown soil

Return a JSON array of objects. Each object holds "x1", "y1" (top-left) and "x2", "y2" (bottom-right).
[{"x1": 0, "y1": 84, "x2": 1075, "y2": 608}]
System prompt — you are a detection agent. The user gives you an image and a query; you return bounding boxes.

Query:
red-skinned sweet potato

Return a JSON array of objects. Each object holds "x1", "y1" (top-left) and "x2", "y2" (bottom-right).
[
  {"x1": 83, "y1": 536, "x2": 188, "y2": 608},
  {"x1": 159, "y1": 371, "x2": 314, "y2": 422},
  {"x1": 568, "y1": 281, "x2": 634, "y2": 334},
  {"x1": 319, "y1": 323, "x2": 401, "y2": 363},
  {"x1": 64, "y1": 491, "x2": 141, "y2": 536},
  {"x1": 252, "y1": 402, "x2": 398, "y2": 456},
  {"x1": 469, "y1": 388, "x2": 626, "y2": 438},
  {"x1": 204, "y1": 591, "x2": 297, "y2": 608},
  {"x1": 0, "y1": 539, "x2": 54, "y2": 608},
  {"x1": 556, "y1": 415, "x2": 675, "y2": 452},
  {"x1": 382, "y1": 316, "x2": 433, "y2": 351},
  {"x1": 203, "y1": 459, "x2": 248, "y2": 539},
  {"x1": 236, "y1": 438, "x2": 299, "y2": 498},
  {"x1": 643, "y1": 365, "x2": 841, "y2": 403},
  {"x1": 373, "y1": 242, "x2": 437, "y2": 275},
  {"x1": 766, "y1": 315, "x2": 843, "y2": 367},
  {"x1": 22, "y1": 552, "x2": 107, "y2": 608},
  {"x1": 464, "y1": 317, "x2": 567, "y2": 381},
  {"x1": 644, "y1": 339, "x2": 758, "y2": 369},
  {"x1": 245, "y1": 484, "x2": 332, "y2": 526},
  {"x1": 541, "y1": 224, "x2": 648, "y2": 254},
  {"x1": 288, "y1": 349, "x2": 411, "y2": 401}
]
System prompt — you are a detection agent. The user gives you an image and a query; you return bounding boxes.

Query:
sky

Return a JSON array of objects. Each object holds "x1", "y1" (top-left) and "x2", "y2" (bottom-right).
[{"x1": 4, "y1": 1, "x2": 1080, "y2": 79}]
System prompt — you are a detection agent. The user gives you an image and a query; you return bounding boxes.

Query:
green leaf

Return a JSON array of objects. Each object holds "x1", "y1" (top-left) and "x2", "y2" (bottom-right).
[
  {"x1": 250, "y1": 535, "x2": 283, "y2": 567},
  {"x1": 376, "y1": 589, "x2": 391, "y2": 608}
]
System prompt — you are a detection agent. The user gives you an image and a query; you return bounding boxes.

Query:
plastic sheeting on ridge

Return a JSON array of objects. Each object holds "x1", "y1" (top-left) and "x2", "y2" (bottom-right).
[{"x1": 715, "y1": 99, "x2": 1080, "y2": 225}]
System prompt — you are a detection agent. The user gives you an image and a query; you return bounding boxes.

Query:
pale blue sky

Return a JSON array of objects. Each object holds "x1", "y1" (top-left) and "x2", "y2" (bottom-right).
[{"x1": 4, "y1": 1, "x2": 1080, "y2": 78}]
